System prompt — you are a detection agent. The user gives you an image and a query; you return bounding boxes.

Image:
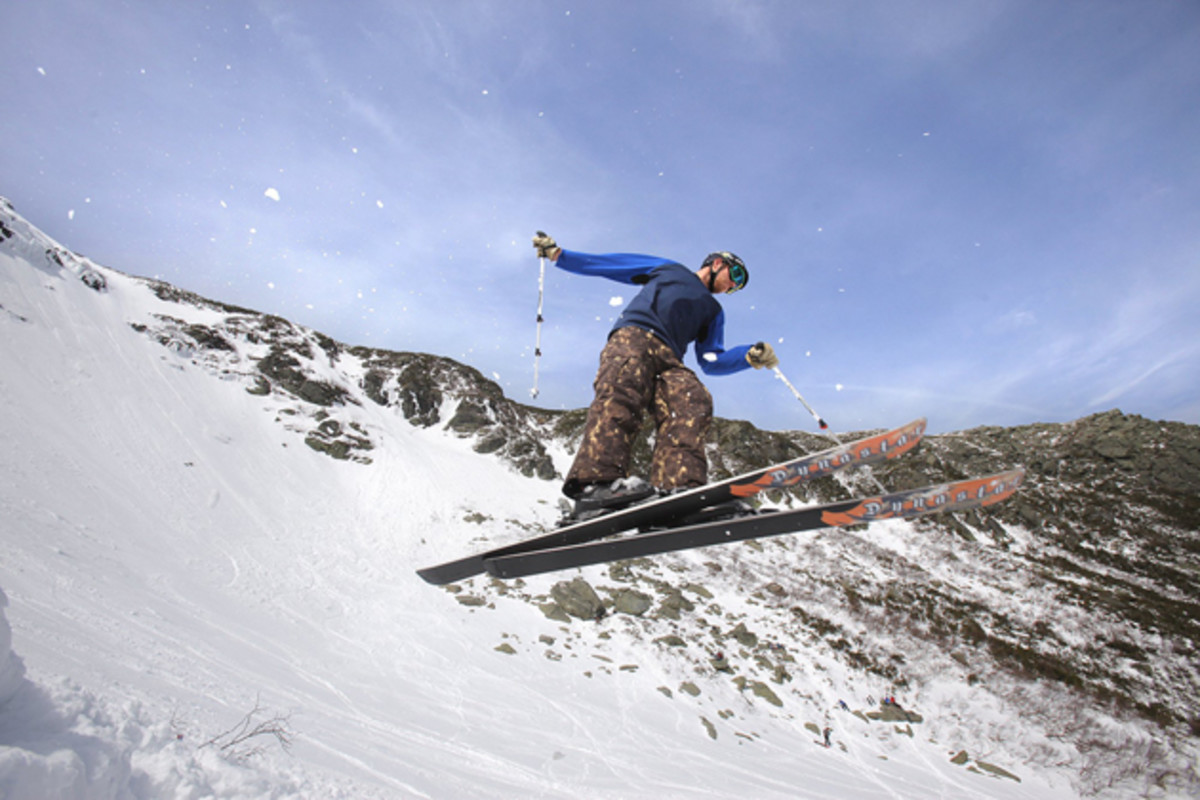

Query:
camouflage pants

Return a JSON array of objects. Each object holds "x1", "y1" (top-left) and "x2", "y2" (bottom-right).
[{"x1": 564, "y1": 326, "x2": 713, "y2": 495}]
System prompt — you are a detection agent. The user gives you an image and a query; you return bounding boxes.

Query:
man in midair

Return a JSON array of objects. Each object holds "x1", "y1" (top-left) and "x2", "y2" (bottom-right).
[{"x1": 532, "y1": 232, "x2": 778, "y2": 516}]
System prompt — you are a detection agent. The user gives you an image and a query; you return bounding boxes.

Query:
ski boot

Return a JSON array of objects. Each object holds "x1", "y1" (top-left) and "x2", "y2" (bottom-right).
[{"x1": 559, "y1": 477, "x2": 658, "y2": 525}]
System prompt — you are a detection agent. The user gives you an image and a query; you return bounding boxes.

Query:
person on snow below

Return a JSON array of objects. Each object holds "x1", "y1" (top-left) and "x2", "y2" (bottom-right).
[{"x1": 531, "y1": 232, "x2": 779, "y2": 515}]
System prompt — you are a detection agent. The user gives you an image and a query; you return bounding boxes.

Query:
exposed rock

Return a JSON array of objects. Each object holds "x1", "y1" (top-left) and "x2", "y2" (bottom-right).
[
  {"x1": 975, "y1": 760, "x2": 1021, "y2": 782},
  {"x1": 869, "y1": 703, "x2": 924, "y2": 724},
  {"x1": 612, "y1": 588, "x2": 653, "y2": 616},
  {"x1": 246, "y1": 376, "x2": 270, "y2": 396},
  {"x1": 728, "y1": 622, "x2": 758, "y2": 648},
  {"x1": 710, "y1": 654, "x2": 733, "y2": 673},
  {"x1": 733, "y1": 679, "x2": 783, "y2": 707},
  {"x1": 655, "y1": 588, "x2": 695, "y2": 620},
  {"x1": 538, "y1": 603, "x2": 570, "y2": 623},
  {"x1": 550, "y1": 578, "x2": 605, "y2": 620}
]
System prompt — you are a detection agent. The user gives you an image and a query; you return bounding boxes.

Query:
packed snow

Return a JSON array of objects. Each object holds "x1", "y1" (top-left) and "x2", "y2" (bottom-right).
[{"x1": 0, "y1": 200, "x2": 1083, "y2": 798}]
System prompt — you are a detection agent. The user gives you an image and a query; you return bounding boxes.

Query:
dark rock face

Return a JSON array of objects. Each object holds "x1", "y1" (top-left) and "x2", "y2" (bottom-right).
[{"x1": 124, "y1": 281, "x2": 560, "y2": 477}]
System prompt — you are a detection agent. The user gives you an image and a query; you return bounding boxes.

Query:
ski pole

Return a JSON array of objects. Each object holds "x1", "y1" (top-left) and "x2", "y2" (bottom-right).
[
  {"x1": 772, "y1": 366, "x2": 829, "y2": 430},
  {"x1": 530, "y1": 253, "x2": 547, "y2": 398}
]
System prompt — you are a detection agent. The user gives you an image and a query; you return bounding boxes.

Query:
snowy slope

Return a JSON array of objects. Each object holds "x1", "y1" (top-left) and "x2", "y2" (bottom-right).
[{"x1": 1, "y1": 197, "x2": 1082, "y2": 798}]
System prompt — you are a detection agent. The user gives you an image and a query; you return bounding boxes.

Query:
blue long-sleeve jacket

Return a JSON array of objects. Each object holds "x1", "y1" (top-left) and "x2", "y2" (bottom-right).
[{"x1": 554, "y1": 249, "x2": 752, "y2": 376}]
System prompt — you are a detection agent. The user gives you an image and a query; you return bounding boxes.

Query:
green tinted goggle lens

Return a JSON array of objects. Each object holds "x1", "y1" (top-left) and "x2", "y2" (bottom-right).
[{"x1": 727, "y1": 262, "x2": 747, "y2": 291}]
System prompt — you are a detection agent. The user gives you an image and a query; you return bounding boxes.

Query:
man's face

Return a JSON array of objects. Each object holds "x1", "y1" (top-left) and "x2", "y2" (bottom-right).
[{"x1": 708, "y1": 258, "x2": 739, "y2": 294}]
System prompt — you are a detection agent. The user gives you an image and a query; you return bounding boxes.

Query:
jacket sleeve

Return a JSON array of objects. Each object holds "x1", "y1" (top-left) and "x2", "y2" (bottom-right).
[
  {"x1": 554, "y1": 249, "x2": 680, "y2": 285},
  {"x1": 693, "y1": 309, "x2": 753, "y2": 376}
]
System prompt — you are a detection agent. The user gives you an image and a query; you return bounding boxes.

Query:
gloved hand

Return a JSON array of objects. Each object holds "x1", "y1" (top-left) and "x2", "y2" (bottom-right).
[
  {"x1": 746, "y1": 342, "x2": 779, "y2": 370},
  {"x1": 532, "y1": 231, "x2": 561, "y2": 260}
]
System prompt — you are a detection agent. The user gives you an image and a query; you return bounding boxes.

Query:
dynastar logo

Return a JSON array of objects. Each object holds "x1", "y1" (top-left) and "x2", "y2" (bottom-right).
[
  {"x1": 820, "y1": 470, "x2": 1025, "y2": 527},
  {"x1": 729, "y1": 418, "x2": 927, "y2": 498}
]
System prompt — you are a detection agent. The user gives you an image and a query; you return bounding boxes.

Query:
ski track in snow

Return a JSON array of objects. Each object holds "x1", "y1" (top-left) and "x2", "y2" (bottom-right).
[{"x1": 0, "y1": 207, "x2": 1082, "y2": 797}]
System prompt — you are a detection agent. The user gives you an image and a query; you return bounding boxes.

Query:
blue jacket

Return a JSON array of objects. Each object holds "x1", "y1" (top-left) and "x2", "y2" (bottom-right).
[{"x1": 554, "y1": 249, "x2": 752, "y2": 376}]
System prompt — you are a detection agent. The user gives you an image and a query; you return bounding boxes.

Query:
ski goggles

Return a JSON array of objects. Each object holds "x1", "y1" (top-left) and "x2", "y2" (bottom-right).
[{"x1": 722, "y1": 255, "x2": 748, "y2": 293}]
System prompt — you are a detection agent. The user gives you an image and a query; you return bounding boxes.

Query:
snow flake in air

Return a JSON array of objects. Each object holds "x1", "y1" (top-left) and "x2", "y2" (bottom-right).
[{"x1": 264, "y1": 188, "x2": 281, "y2": 202}]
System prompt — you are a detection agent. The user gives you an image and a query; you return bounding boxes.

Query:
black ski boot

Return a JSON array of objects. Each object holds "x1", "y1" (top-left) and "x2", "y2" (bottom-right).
[{"x1": 560, "y1": 477, "x2": 657, "y2": 525}]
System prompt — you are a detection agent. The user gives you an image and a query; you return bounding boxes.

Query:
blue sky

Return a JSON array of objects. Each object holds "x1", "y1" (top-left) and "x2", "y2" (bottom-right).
[{"x1": 3, "y1": 1, "x2": 1198, "y2": 435}]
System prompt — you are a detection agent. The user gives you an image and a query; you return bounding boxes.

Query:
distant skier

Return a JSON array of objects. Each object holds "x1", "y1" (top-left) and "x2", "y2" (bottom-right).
[
  {"x1": 531, "y1": 232, "x2": 778, "y2": 515},
  {"x1": 823, "y1": 726, "x2": 833, "y2": 748}
]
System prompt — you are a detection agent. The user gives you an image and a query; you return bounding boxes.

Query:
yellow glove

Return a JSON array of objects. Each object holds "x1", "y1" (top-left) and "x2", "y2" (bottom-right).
[
  {"x1": 532, "y1": 231, "x2": 561, "y2": 260},
  {"x1": 746, "y1": 342, "x2": 779, "y2": 370}
]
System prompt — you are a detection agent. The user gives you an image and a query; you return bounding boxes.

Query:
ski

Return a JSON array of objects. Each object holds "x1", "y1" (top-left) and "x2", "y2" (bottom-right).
[
  {"x1": 483, "y1": 469, "x2": 1025, "y2": 580},
  {"x1": 416, "y1": 418, "x2": 926, "y2": 585}
]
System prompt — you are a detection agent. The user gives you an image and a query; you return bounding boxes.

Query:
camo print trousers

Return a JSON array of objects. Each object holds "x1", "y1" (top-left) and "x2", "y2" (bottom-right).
[{"x1": 564, "y1": 326, "x2": 713, "y2": 495}]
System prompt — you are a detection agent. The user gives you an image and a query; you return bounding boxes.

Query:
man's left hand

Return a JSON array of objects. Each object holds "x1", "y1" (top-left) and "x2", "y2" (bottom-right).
[{"x1": 746, "y1": 342, "x2": 779, "y2": 370}]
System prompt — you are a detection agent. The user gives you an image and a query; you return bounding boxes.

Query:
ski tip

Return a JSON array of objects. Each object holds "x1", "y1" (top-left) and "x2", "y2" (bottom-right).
[{"x1": 818, "y1": 419, "x2": 829, "y2": 430}]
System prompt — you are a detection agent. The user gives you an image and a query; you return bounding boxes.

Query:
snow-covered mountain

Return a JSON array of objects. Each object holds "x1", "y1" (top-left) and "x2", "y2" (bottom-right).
[{"x1": 1, "y1": 196, "x2": 1196, "y2": 799}]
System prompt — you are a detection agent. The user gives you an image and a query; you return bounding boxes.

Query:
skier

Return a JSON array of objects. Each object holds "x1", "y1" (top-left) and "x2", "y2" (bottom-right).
[{"x1": 531, "y1": 232, "x2": 778, "y2": 516}]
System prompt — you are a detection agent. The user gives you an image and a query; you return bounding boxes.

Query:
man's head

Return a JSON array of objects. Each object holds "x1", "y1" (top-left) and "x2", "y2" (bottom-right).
[{"x1": 698, "y1": 251, "x2": 749, "y2": 295}]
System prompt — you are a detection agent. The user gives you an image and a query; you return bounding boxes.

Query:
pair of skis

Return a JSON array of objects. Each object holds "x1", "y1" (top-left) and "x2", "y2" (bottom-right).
[{"x1": 416, "y1": 418, "x2": 1024, "y2": 584}]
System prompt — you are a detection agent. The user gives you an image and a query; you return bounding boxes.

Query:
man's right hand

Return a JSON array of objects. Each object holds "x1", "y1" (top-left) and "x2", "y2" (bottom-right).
[{"x1": 532, "y1": 231, "x2": 561, "y2": 260}]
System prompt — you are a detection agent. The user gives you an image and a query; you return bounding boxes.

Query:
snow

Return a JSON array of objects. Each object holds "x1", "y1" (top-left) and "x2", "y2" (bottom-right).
[{"x1": 0, "y1": 201, "x2": 1081, "y2": 798}]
